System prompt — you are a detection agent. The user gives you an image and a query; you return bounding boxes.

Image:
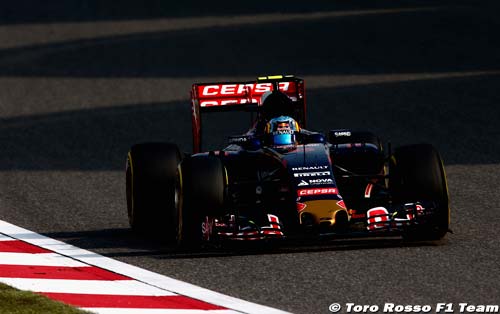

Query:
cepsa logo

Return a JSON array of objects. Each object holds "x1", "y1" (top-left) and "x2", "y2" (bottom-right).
[
  {"x1": 200, "y1": 82, "x2": 292, "y2": 97},
  {"x1": 298, "y1": 188, "x2": 338, "y2": 196},
  {"x1": 197, "y1": 82, "x2": 296, "y2": 107}
]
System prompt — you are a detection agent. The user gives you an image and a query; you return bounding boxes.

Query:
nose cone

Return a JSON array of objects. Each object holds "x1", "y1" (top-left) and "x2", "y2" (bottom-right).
[{"x1": 299, "y1": 200, "x2": 350, "y2": 229}]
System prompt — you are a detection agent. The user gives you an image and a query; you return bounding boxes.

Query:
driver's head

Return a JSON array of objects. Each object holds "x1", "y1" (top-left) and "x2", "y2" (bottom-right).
[
  {"x1": 265, "y1": 116, "x2": 300, "y2": 146},
  {"x1": 259, "y1": 90, "x2": 294, "y2": 121}
]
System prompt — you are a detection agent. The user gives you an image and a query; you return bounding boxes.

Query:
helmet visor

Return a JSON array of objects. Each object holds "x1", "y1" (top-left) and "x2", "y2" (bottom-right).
[{"x1": 273, "y1": 133, "x2": 293, "y2": 145}]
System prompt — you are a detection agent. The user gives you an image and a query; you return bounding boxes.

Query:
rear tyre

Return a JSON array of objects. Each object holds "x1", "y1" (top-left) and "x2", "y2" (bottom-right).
[
  {"x1": 389, "y1": 144, "x2": 450, "y2": 241},
  {"x1": 126, "y1": 142, "x2": 182, "y2": 241},
  {"x1": 177, "y1": 155, "x2": 226, "y2": 248}
]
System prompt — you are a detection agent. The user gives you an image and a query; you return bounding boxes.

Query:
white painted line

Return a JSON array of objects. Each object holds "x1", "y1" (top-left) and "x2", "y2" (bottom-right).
[
  {"x1": 0, "y1": 234, "x2": 12, "y2": 241},
  {"x1": 0, "y1": 220, "x2": 291, "y2": 314},
  {"x1": 0, "y1": 278, "x2": 176, "y2": 296},
  {"x1": 83, "y1": 309, "x2": 240, "y2": 314},
  {"x1": 0, "y1": 252, "x2": 88, "y2": 267}
]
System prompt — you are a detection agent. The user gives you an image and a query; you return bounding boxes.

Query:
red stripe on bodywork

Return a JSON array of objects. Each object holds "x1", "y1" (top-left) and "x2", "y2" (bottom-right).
[
  {"x1": 0, "y1": 240, "x2": 51, "y2": 253},
  {"x1": 40, "y1": 293, "x2": 226, "y2": 309},
  {"x1": 0, "y1": 265, "x2": 130, "y2": 280},
  {"x1": 364, "y1": 183, "x2": 374, "y2": 198}
]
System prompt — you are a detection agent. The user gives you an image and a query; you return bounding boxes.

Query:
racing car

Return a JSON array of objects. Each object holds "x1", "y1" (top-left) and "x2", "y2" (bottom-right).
[{"x1": 125, "y1": 75, "x2": 450, "y2": 247}]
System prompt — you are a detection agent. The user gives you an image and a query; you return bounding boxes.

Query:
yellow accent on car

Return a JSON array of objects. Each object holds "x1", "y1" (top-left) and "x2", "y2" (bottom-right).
[
  {"x1": 257, "y1": 75, "x2": 284, "y2": 81},
  {"x1": 299, "y1": 200, "x2": 349, "y2": 226},
  {"x1": 294, "y1": 120, "x2": 300, "y2": 132}
]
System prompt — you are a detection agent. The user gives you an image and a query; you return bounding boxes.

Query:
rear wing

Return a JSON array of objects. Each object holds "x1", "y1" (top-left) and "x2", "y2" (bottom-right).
[{"x1": 191, "y1": 75, "x2": 306, "y2": 153}]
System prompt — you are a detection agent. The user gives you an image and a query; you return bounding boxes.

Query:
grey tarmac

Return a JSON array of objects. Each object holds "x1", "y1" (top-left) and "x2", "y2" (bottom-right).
[{"x1": 0, "y1": 1, "x2": 499, "y2": 313}]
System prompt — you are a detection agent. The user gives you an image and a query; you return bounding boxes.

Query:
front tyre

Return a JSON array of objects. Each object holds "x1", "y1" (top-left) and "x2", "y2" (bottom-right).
[
  {"x1": 389, "y1": 144, "x2": 450, "y2": 241},
  {"x1": 126, "y1": 142, "x2": 182, "y2": 240},
  {"x1": 177, "y1": 155, "x2": 226, "y2": 248}
]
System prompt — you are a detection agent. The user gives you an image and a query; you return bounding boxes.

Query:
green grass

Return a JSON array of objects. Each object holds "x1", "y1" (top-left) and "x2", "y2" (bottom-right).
[{"x1": 0, "y1": 283, "x2": 90, "y2": 314}]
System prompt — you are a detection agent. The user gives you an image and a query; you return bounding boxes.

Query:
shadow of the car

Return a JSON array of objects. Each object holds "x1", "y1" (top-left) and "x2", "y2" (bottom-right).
[
  {"x1": 151, "y1": 236, "x2": 446, "y2": 259},
  {"x1": 43, "y1": 227, "x2": 445, "y2": 259}
]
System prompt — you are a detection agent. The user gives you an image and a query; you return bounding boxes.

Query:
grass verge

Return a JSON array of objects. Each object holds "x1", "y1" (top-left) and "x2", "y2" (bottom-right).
[{"x1": 0, "y1": 283, "x2": 90, "y2": 314}]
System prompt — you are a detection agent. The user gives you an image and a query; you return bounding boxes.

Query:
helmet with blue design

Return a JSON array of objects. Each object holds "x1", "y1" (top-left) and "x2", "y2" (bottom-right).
[{"x1": 265, "y1": 116, "x2": 300, "y2": 146}]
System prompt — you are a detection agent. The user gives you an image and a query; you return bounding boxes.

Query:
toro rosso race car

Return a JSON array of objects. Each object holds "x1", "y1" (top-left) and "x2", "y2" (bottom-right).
[{"x1": 125, "y1": 75, "x2": 450, "y2": 247}]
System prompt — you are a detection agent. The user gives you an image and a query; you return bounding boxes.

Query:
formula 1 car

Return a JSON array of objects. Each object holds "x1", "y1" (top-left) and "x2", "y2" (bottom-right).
[{"x1": 125, "y1": 75, "x2": 450, "y2": 247}]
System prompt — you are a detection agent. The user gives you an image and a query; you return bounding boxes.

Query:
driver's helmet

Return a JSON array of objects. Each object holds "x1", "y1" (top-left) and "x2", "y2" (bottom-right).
[{"x1": 265, "y1": 116, "x2": 300, "y2": 146}]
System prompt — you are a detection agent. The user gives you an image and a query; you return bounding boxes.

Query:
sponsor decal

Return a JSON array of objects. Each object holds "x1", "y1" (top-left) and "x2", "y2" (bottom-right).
[
  {"x1": 336, "y1": 200, "x2": 346, "y2": 209},
  {"x1": 348, "y1": 209, "x2": 366, "y2": 219},
  {"x1": 352, "y1": 214, "x2": 366, "y2": 219},
  {"x1": 273, "y1": 129, "x2": 293, "y2": 135},
  {"x1": 334, "y1": 131, "x2": 351, "y2": 137},
  {"x1": 291, "y1": 165, "x2": 328, "y2": 171},
  {"x1": 297, "y1": 188, "x2": 338, "y2": 196},
  {"x1": 298, "y1": 180, "x2": 309, "y2": 186},
  {"x1": 200, "y1": 98, "x2": 258, "y2": 107},
  {"x1": 198, "y1": 82, "x2": 298, "y2": 107},
  {"x1": 214, "y1": 221, "x2": 226, "y2": 227},
  {"x1": 228, "y1": 136, "x2": 248, "y2": 144},
  {"x1": 199, "y1": 82, "x2": 292, "y2": 97},
  {"x1": 201, "y1": 216, "x2": 213, "y2": 241},
  {"x1": 309, "y1": 178, "x2": 334, "y2": 185},
  {"x1": 294, "y1": 171, "x2": 331, "y2": 178}
]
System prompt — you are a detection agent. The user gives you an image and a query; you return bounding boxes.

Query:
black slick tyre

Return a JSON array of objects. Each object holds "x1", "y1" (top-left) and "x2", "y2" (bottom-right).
[
  {"x1": 389, "y1": 144, "x2": 450, "y2": 240},
  {"x1": 126, "y1": 142, "x2": 182, "y2": 241},
  {"x1": 177, "y1": 155, "x2": 226, "y2": 248}
]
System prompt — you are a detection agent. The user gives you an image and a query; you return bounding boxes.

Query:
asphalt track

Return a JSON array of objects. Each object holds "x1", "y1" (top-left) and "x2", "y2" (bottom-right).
[{"x1": 0, "y1": 1, "x2": 499, "y2": 313}]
